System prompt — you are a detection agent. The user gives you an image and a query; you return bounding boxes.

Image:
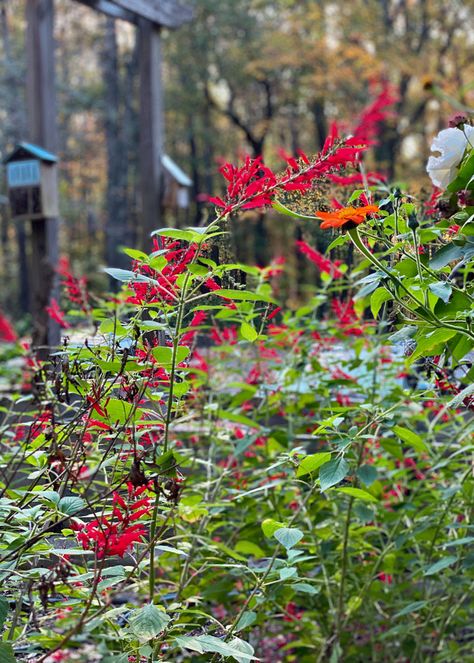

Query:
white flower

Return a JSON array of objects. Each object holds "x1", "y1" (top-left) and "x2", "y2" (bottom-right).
[{"x1": 426, "y1": 125, "x2": 474, "y2": 189}]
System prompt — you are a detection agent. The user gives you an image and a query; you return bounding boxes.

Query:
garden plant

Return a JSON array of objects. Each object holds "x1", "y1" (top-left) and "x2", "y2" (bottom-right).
[{"x1": 0, "y1": 107, "x2": 473, "y2": 662}]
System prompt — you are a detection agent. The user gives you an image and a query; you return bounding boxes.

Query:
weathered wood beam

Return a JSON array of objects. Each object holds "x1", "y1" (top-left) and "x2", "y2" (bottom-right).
[
  {"x1": 138, "y1": 18, "x2": 164, "y2": 249},
  {"x1": 113, "y1": 0, "x2": 193, "y2": 28},
  {"x1": 26, "y1": 0, "x2": 60, "y2": 353},
  {"x1": 75, "y1": 0, "x2": 136, "y2": 24}
]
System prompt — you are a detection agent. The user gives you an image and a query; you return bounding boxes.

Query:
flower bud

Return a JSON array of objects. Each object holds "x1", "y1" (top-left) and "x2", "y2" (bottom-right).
[{"x1": 408, "y1": 211, "x2": 419, "y2": 230}]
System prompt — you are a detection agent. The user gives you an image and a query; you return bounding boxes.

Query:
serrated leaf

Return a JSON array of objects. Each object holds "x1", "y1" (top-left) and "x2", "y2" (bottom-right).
[
  {"x1": 319, "y1": 457, "x2": 349, "y2": 491},
  {"x1": 129, "y1": 604, "x2": 170, "y2": 641},
  {"x1": 296, "y1": 452, "x2": 332, "y2": 478},
  {"x1": 424, "y1": 556, "x2": 457, "y2": 576},
  {"x1": 274, "y1": 527, "x2": 303, "y2": 550}
]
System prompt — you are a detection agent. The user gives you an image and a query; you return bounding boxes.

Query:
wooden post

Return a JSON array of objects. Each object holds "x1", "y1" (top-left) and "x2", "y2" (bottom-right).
[
  {"x1": 26, "y1": 0, "x2": 60, "y2": 352},
  {"x1": 138, "y1": 18, "x2": 164, "y2": 250}
]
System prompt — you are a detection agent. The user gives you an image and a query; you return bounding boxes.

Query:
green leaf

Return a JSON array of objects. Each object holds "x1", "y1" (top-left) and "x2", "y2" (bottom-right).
[
  {"x1": 411, "y1": 328, "x2": 458, "y2": 360},
  {"x1": 444, "y1": 536, "x2": 474, "y2": 547},
  {"x1": 356, "y1": 464, "x2": 378, "y2": 487},
  {"x1": 102, "y1": 267, "x2": 154, "y2": 283},
  {"x1": 0, "y1": 643, "x2": 16, "y2": 663},
  {"x1": 319, "y1": 457, "x2": 349, "y2": 491},
  {"x1": 104, "y1": 398, "x2": 141, "y2": 424},
  {"x1": 447, "y1": 150, "x2": 474, "y2": 192},
  {"x1": 337, "y1": 487, "x2": 378, "y2": 502},
  {"x1": 152, "y1": 346, "x2": 190, "y2": 366},
  {"x1": 370, "y1": 287, "x2": 392, "y2": 318},
  {"x1": 274, "y1": 527, "x2": 304, "y2": 550},
  {"x1": 292, "y1": 582, "x2": 319, "y2": 595},
  {"x1": 240, "y1": 321, "x2": 258, "y2": 342},
  {"x1": 175, "y1": 635, "x2": 257, "y2": 661},
  {"x1": 428, "y1": 281, "x2": 452, "y2": 303},
  {"x1": 326, "y1": 235, "x2": 350, "y2": 251},
  {"x1": 394, "y1": 601, "x2": 428, "y2": 618},
  {"x1": 429, "y1": 242, "x2": 466, "y2": 269},
  {"x1": 434, "y1": 289, "x2": 472, "y2": 319},
  {"x1": 279, "y1": 567, "x2": 297, "y2": 580},
  {"x1": 129, "y1": 604, "x2": 170, "y2": 642},
  {"x1": 392, "y1": 425, "x2": 428, "y2": 452},
  {"x1": 234, "y1": 540, "x2": 265, "y2": 558},
  {"x1": 261, "y1": 519, "x2": 285, "y2": 538},
  {"x1": 235, "y1": 610, "x2": 257, "y2": 631},
  {"x1": 296, "y1": 452, "x2": 332, "y2": 478},
  {"x1": 152, "y1": 228, "x2": 201, "y2": 242},
  {"x1": 273, "y1": 200, "x2": 318, "y2": 221},
  {"x1": 57, "y1": 496, "x2": 85, "y2": 516},
  {"x1": 215, "y1": 409, "x2": 259, "y2": 429},
  {"x1": 121, "y1": 248, "x2": 148, "y2": 260},
  {"x1": 0, "y1": 596, "x2": 8, "y2": 630},
  {"x1": 424, "y1": 556, "x2": 457, "y2": 576},
  {"x1": 215, "y1": 289, "x2": 276, "y2": 304}
]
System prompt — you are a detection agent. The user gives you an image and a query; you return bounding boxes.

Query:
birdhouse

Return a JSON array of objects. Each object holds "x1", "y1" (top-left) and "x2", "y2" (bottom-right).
[
  {"x1": 162, "y1": 154, "x2": 192, "y2": 210},
  {"x1": 3, "y1": 142, "x2": 59, "y2": 221}
]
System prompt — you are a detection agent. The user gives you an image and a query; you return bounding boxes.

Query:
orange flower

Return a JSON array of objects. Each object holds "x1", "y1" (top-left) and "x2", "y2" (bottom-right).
[{"x1": 317, "y1": 205, "x2": 379, "y2": 229}]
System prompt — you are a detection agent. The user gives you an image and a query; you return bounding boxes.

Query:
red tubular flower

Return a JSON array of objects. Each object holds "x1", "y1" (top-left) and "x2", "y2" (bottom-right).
[
  {"x1": 57, "y1": 256, "x2": 89, "y2": 313},
  {"x1": 352, "y1": 82, "x2": 397, "y2": 144},
  {"x1": 75, "y1": 485, "x2": 152, "y2": 559},
  {"x1": 331, "y1": 297, "x2": 365, "y2": 336},
  {"x1": 211, "y1": 136, "x2": 369, "y2": 217},
  {"x1": 46, "y1": 298, "x2": 70, "y2": 329},
  {"x1": 0, "y1": 313, "x2": 17, "y2": 343},
  {"x1": 296, "y1": 240, "x2": 343, "y2": 278}
]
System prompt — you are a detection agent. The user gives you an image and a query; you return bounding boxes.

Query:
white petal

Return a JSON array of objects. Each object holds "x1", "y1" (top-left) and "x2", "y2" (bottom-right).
[{"x1": 426, "y1": 126, "x2": 474, "y2": 188}]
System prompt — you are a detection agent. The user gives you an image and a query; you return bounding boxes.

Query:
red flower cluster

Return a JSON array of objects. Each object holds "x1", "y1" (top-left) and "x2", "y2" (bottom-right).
[
  {"x1": 211, "y1": 135, "x2": 369, "y2": 216},
  {"x1": 0, "y1": 312, "x2": 17, "y2": 343},
  {"x1": 46, "y1": 298, "x2": 70, "y2": 329},
  {"x1": 128, "y1": 238, "x2": 198, "y2": 306},
  {"x1": 75, "y1": 483, "x2": 152, "y2": 558},
  {"x1": 296, "y1": 240, "x2": 343, "y2": 278},
  {"x1": 58, "y1": 256, "x2": 89, "y2": 313},
  {"x1": 331, "y1": 298, "x2": 364, "y2": 336},
  {"x1": 351, "y1": 81, "x2": 397, "y2": 144}
]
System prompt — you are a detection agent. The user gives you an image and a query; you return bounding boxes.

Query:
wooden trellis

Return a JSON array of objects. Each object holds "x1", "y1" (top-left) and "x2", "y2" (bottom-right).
[{"x1": 24, "y1": 0, "x2": 192, "y2": 351}]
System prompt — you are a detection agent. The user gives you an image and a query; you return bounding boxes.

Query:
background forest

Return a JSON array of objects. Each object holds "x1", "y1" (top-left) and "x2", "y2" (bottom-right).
[{"x1": 0, "y1": 0, "x2": 473, "y2": 314}]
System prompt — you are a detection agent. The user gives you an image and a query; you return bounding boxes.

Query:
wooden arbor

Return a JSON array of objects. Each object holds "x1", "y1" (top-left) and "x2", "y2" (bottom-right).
[{"x1": 25, "y1": 0, "x2": 192, "y2": 351}]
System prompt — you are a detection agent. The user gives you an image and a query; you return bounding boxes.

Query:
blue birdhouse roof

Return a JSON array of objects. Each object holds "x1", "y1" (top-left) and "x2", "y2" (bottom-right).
[{"x1": 3, "y1": 142, "x2": 58, "y2": 164}]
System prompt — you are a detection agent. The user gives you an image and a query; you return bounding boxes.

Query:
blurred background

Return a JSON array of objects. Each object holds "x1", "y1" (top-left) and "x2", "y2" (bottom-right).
[{"x1": 0, "y1": 0, "x2": 473, "y2": 323}]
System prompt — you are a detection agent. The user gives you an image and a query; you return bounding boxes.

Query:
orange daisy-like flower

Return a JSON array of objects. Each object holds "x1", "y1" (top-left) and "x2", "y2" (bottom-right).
[{"x1": 317, "y1": 205, "x2": 380, "y2": 229}]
